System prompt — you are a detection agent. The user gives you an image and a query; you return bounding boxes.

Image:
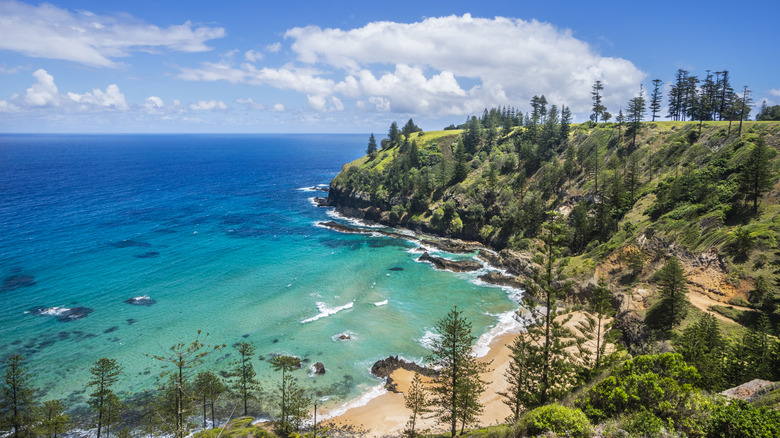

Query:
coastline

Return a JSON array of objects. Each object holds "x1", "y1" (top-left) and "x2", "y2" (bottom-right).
[
  {"x1": 322, "y1": 332, "x2": 518, "y2": 437},
  {"x1": 314, "y1": 204, "x2": 530, "y2": 436}
]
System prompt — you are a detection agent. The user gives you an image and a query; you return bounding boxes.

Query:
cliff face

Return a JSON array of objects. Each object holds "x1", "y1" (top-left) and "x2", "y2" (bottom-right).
[{"x1": 327, "y1": 121, "x2": 780, "y2": 326}]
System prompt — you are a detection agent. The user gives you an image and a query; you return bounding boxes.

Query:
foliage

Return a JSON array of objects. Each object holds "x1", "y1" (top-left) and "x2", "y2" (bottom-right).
[
  {"x1": 428, "y1": 306, "x2": 490, "y2": 437},
  {"x1": 520, "y1": 404, "x2": 592, "y2": 438},
  {"x1": 148, "y1": 331, "x2": 224, "y2": 438},
  {"x1": 269, "y1": 355, "x2": 304, "y2": 436},
  {"x1": 578, "y1": 353, "x2": 703, "y2": 435},
  {"x1": 1, "y1": 354, "x2": 38, "y2": 438},
  {"x1": 87, "y1": 357, "x2": 123, "y2": 438},
  {"x1": 403, "y1": 373, "x2": 430, "y2": 438},
  {"x1": 39, "y1": 400, "x2": 71, "y2": 438},
  {"x1": 192, "y1": 416, "x2": 276, "y2": 438},
  {"x1": 646, "y1": 257, "x2": 690, "y2": 332},
  {"x1": 707, "y1": 399, "x2": 780, "y2": 438},
  {"x1": 230, "y1": 341, "x2": 260, "y2": 416},
  {"x1": 193, "y1": 371, "x2": 226, "y2": 429},
  {"x1": 674, "y1": 314, "x2": 727, "y2": 391}
]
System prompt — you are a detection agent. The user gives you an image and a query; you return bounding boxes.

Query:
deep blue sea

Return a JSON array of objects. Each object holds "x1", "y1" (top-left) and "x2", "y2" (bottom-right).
[{"x1": 0, "y1": 134, "x2": 521, "y2": 415}]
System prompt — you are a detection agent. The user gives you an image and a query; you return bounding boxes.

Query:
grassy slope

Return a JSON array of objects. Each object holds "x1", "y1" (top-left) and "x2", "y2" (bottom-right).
[{"x1": 332, "y1": 121, "x2": 780, "y2": 340}]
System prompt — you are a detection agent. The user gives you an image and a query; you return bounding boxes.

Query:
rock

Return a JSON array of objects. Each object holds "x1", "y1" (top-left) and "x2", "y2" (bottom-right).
[
  {"x1": 420, "y1": 237, "x2": 484, "y2": 254},
  {"x1": 370, "y1": 356, "x2": 430, "y2": 379},
  {"x1": 477, "y1": 271, "x2": 526, "y2": 290},
  {"x1": 338, "y1": 333, "x2": 351, "y2": 340},
  {"x1": 1, "y1": 274, "x2": 37, "y2": 292},
  {"x1": 720, "y1": 379, "x2": 776, "y2": 402},
  {"x1": 417, "y1": 252, "x2": 482, "y2": 272},
  {"x1": 312, "y1": 362, "x2": 326, "y2": 375},
  {"x1": 313, "y1": 197, "x2": 330, "y2": 207}
]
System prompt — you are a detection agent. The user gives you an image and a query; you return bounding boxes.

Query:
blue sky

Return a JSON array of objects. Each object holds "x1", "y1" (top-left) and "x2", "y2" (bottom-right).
[{"x1": 0, "y1": 0, "x2": 778, "y2": 133}]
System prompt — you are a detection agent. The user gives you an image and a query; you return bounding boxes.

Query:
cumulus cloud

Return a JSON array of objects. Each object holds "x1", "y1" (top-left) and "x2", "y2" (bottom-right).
[
  {"x1": 266, "y1": 42, "x2": 281, "y2": 53},
  {"x1": 178, "y1": 62, "x2": 336, "y2": 95},
  {"x1": 189, "y1": 100, "x2": 228, "y2": 111},
  {"x1": 68, "y1": 84, "x2": 128, "y2": 110},
  {"x1": 24, "y1": 68, "x2": 59, "y2": 106},
  {"x1": 283, "y1": 14, "x2": 644, "y2": 115},
  {"x1": 0, "y1": 100, "x2": 20, "y2": 112},
  {"x1": 236, "y1": 97, "x2": 264, "y2": 110},
  {"x1": 244, "y1": 50, "x2": 263, "y2": 62},
  {"x1": 0, "y1": 0, "x2": 225, "y2": 67},
  {"x1": 271, "y1": 103, "x2": 285, "y2": 112}
]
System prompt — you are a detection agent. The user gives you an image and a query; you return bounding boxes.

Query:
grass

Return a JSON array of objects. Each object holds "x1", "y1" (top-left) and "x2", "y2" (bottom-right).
[{"x1": 710, "y1": 305, "x2": 780, "y2": 335}]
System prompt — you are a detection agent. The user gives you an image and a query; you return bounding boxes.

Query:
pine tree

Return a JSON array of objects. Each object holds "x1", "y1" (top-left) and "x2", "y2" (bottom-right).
[
  {"x1": 625, "y1": 85, "x2": 646, "y2": 154},
  {"x1": 428, "y1": 307, "x2": 489, "y2": 438},
  {"x1": 87, "y1": 358, "x2": 122, "y2": 438},
  {"x1": 738, "y1": 86, "x2": 753, "y2": 136},
  {"x1": 269, "y1": 355, "x2": 301, "y2": 436},
  {"x1": 502, "y1": 326, "x2": 543, "y2": 423},
  {"x1": 575, "y1": 277, "x2": 616, "y2": 376},
  {"x1": 388, "y1": 121, "x2": 401, "y2": 145},
  {"x1": 591, "y1": 80, "x2": 606, "y2": 123},
  {"x1": 148, "y1": 331, "x2": 223, "y2": 438},
  {"x1": 653, "y1": 257, "x2": 690, "y2": 331},
  {"x1": 1, "y1": 354, "x2": 38, "y2": 438},
  {"x1": 560, "y1": 105, "x2": 572, "y2": 146},
  {"x1": 649, "y1": 79, "x2": 663, "y2": 121},
  {"x1": 675, "y1": 314, "x2": 726, "y2": 391},
  {"x1": 230, "y1": 342, "x2": 259, "y2": 416},
  {"x1": 40, "y1": 400, "x2": 70, "y2": 438},
  {"x1": 739, "y1": 137, "x2": 775, "y2": 214},
  {"x1": 525, "y1": 212, "x2": 577, "y2": 404},
  {"x1": 193, "y1": 371, "x2": 226, "y2": 429},
  {"x1": 366, "y1": 133, "x2": 377, "y2": 157},
  {"x1": 403, "y1": 373, "x2": 429, "y2": 438}
]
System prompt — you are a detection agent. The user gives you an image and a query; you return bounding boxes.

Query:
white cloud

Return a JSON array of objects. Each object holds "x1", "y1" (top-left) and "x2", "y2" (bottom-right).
[
  {"x1": 769, "y1": 89, "x2": 780, "y2": 97},
  {"x1": 272, "y1": 103, "x2": 285, "y2": 112},
  {"x1": 236, "y1": 97, "x2": 264, "y2": 110},
  {"x1": 178, "y1": 62, "x2": 336, "y2": 95},
  {"x1": 244, "y1": 50, "x2": 263, "y2": 62},
  {"x1": 0, "y1": 0, "x2": 225, "y2": 67},
  {"x1": 67, "y1": 84, "x2": 128, "y2": 110},
  {"x1": 284, "y1": 14, "x2": 644, "y2": 115},
  {"x1": 0, "y1": 64, "x2": 25, "y2": 74},
  {"x1": 0, "y1": 100, "x2": 20, "y2": 112},
  {"x1": 189, "y1": 100, "x2": 228, "y2": 111},
  {"x1": 266, "y1": 42, "x2": 281, "y2": 53},
  {"x1": 24, "y1": 69, "x2": 59, "y2": 106}
]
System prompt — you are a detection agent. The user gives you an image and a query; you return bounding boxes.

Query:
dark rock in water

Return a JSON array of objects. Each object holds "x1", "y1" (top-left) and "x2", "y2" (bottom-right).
[
  {"x1": 219, "y1": 370, "x2": 230, "y2": 378},
  {"x1": 313, "y1": 197, "x2": 330, "y2": 207},
  {"x1": 29, "y1": 306, "x2": 94, "y2": 322},
  {"x1": 417, "y1": 252, "x2": 482, "y2": 272},
  {"x1": 58, "y1": 332, "x2": 69, "y2": 340},
  {"x1": 388, "y1": 267, "x2": 404, "y2": 271},
  {"x1": 258, "y1": 355, "x2": 265, "y2": 361},
  {"x1": 11, "y1": 339, "x2": 22, "y2": 345},
  {"x1": 126, "y1": 318, "x2": 137, "y2": 325},
  {"x1": 242, "y1": 334, "x2": 250, "y2": 338},
  {"x1": 2, "y1": 274, "x2": 36, "y2": 292},
  {"x1": 272, "y1": 339, "x2": 279, "y2": 343},
  {"x1": 125, "y1": 296, "x2": 156, "y2": 306},
  {"x1": 133, "y1": 251, "x2": 160, "y2": 259},
  {"x1": 104, "y1": 326, "x2": 119, "y2": 334},
  {"x1": 338, "y1": 333, "x2": 351, "y2": 340},
  {"x1": 312, "y1": 362, "x2": 326, "y2": 375},
  {"x1": 109, "y1": 240, "x2": 152, "y2": 248}
]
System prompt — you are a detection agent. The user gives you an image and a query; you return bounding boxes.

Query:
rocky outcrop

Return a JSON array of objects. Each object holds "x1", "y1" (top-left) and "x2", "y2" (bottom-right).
[
  {"x1": 478, "y1": 249, "x2": 537, "y2": 277},
  {"x1": 418, "y1": 252, "x2": 482, "y2": 272},
  {"x1": 477, "y1": 271, "x2": 526, "y2": 290},
  {"x1": 371, "y1": 356, "x2": 433, "y2": 393},
  {"x1": 311, "y1": 362, "x2": 326, "y2": 375},
  {"x1": 720, "y1": 379, "x2": 777, "y2": 402}
]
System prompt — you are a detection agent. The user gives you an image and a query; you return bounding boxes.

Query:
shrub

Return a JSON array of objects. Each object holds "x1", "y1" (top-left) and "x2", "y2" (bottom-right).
[
  {"x1": 621, "y1": 409, "x2": 666, "y2": 437},
  {"x1": 707, "y1": 399, "x2": 780, "y2": 438},
  {"x1": 521, "y1": 404, "x2": 592, "y2": 438}
]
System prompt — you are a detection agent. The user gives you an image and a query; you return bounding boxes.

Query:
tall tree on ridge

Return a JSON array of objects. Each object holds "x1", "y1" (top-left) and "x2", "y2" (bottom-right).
[
  {"x1": 738, "y1": 85, "x2": 753, "y2": 136},
  {"x1": 649, "y1": 79, "x2": 663, "y2": 121},
  {"x1": 591, "y1": 80, "x2": 606, "y2": 123},
  {"x1": 366, "y1": 133, "x2": 377, "y2": 157},
  {"x1": 269, "y1": 355, "x2": 301, "y2": 436},
  {"x1": 626, "y1": 84, "x2": 646, "y2": 153},
  {"x1": 739, "y1": 136, "x2": 776, "y2": 214}
]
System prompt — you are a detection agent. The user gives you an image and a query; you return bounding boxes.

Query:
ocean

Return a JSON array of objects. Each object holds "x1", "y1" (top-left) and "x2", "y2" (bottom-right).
[{"x1": 0, "y1": 134, "x2": 522, "y2": 416}]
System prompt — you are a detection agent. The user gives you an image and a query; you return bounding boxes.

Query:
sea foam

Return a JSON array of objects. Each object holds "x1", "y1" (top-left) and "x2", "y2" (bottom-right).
[
  {"x1": 301, "y1": 301, "x2": 354, "y2": 323},
  {"x1": 319, "y1": 383, "x2": 388, "y2": 420}
]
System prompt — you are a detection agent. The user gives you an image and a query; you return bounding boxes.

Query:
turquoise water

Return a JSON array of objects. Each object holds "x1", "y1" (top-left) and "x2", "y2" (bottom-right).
[{"x1": 0, "y1": 134, "x2": 521, "y2": 414}]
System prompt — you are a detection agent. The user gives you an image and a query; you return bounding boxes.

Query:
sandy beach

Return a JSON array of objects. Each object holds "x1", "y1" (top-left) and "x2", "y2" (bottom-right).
[{"x1": 322, "y1": 332, "x2": 518, "y2": 437}]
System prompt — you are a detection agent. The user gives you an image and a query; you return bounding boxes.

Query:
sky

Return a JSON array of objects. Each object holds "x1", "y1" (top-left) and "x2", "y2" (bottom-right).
[{"x1": 0, "y1": 0, "x2": 778, "y2": 134}]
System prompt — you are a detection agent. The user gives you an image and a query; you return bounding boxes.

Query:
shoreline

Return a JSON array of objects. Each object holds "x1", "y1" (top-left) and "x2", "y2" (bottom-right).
[
  {"x1": 314, "y1": 204, "x2": 529, "y2": 436},
  {"x1": 321, "y1": 331, "x2": 520, "y2": 437}
]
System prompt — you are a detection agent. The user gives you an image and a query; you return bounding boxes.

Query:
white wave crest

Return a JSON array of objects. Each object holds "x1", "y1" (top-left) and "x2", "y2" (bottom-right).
[
  {"x1": 301, "y1": 301, "x2": 354, "y2": 323},
  {"x1": 418, "y1": 329, "x2": 442, "y2": 350},
  {"x1": 472, "y1": 310, "x2": 527, "y2": 358},
  {"x1": 373, "y1": 299, "x2": 388, "y2": 307},
  {"x1": 39, "y1": 306, "x2": 70, "y2": 316},
  {"x1": 319, "y1": 384, "x2": 388, "y2": 420},
  {"x1": 324, "y1": 209, "x2": 384, "y2": 228}
]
